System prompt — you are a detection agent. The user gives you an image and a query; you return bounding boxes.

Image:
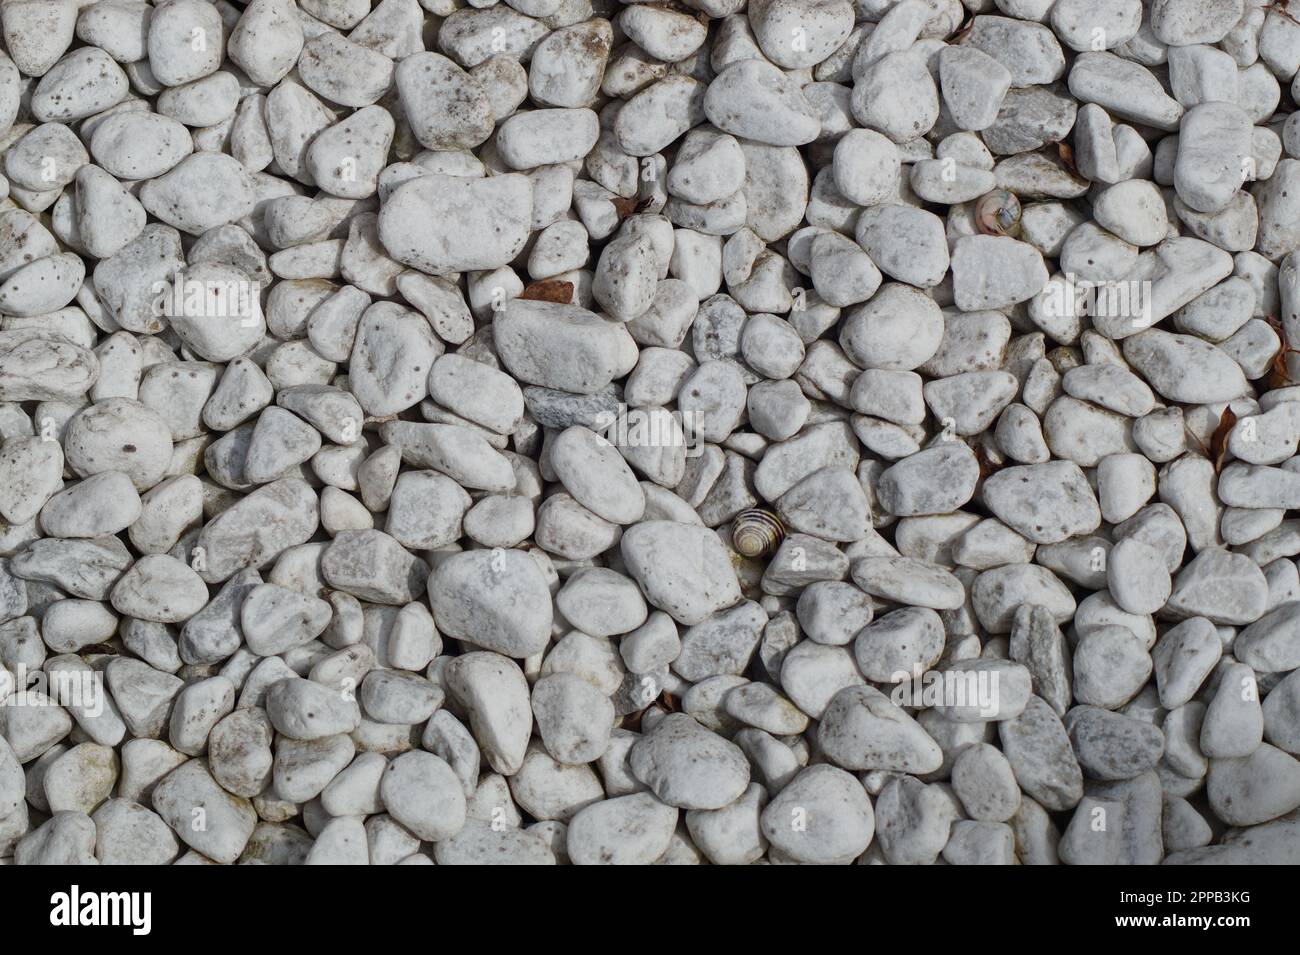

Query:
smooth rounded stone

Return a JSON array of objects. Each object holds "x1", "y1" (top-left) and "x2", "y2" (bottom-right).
[
  {"x1": 0, "y1": 333, "x2": 99, "y2": 401},
  {"x1": 792, "y1": 581, "x2": 872, "y2": 648},
  {"x1": 760, "y1": 764, "x2": 874, "y2": 865},
  {"x1": 41, "y1": 471, "x2": 141, "y2": 538},
  {"x1": 851, "y1": 49, "x2": 938, "y2": 145},
  {"x1": 819, "y1": 685, "x2": 942, "y2": 774},
  {"x1": 839, "y1": 285, "x2": 944, "y2": 375},
  {"x1": 854, "y1": 207, "x2": 947, "y2": 291},
  {"x1": 109, "y1": 554, "x2": 208, "y2": 623},
  {"x1": 924, "y1": 372, "x2": 1018, "y2": 436},
  {"x1": 1174, "y1": 102, "x2": 1252, "y2": 215},
  {"x1": 850, "y1": 556, "x2": 965, "y2": 611},
  {"x1": 1218, "y1": 463, "x2": 1300, "y2": 511},
  {"x1": 508, "y1": 742, "x2": 604, "y2": 823},
  {"x1": 167, "y1": 675, "x2": 236, "y2": 757},
  {"x1": 444, "y1": 652, "x2": 532, "y2": 776},
  {"x1": 549, "y1": 426, "x2": 646, "y2": 525},
  {"x1": 380, "y1": 751, "x2": 467, "y2": 842},
  {"x1": 832, "y1": 128, "x2": 899, "y2": 206},
  {"x1": 194, "y1": 478, "x2": 318, "y2": 583},
  {"x1": 720, "y1": 682, "x2": 806, "y2": 736},
  {"x1": 1105, "y1": 537, "x2": 1172, "y2": 617},
  {"x1": 0, "y1": 687, "x2": 74, "y2": 763},
  {"x1": 1061, "y1": 365, "x2": 1155, "y2": 419},
  {"x1": 1263, "y1": 668, "x2": 1300, "y2": 754},
  {"x1": 499, "y1": 109, "x2": 601, "y2": 171},
  {"x1": 1071, "y1": 625, "x2": 1152, "y2": 710},
  {"x1": 15, "y1": 811, "x2": 97, "y2": 866},
  {"x1": 1151, "y1": 617, "x2": 1220, "y2": 711},
  {"x1": 1150, "y1": 0, "x2": 1243, "y2": 45},
  {"x1": 620, "y1": 521, "x2": 741, "y2": 626},
  {"x1": 394, "y1": 51, "x2": 492, "y2": 150},
  {"x1": 42, "y1": 742, "x2": 117, "y2": 814},
  {"x1": 853, "y1": 607, "x2": 945, "y2": 684},
  {"x1": 0, "y1": 436, "x2": 64, "y2": 524},
  {"x1": 460, "y1": 493, "x2": 530, "y2": 545},
  {"x1": 566, "y1": 791, "x2": 678, "y2": 865},
  {"x1": 61, "y1": 397, "x2": 172, "y2": 492},
  {"x1": 1096, "y1": 453, "x2": 1157, "y2": 524},
  {"x1": 5, "y1": 123, "x2": 86, "y2": 194},
  {"x1": 971, "y1": 565, "x2": 1076, "y2": 635},
  {"x1": 428, "y1": 548, "x2": 552, "y2": 658},
  {"x1": 774, "y1": 467, "x2": 869, "y2": 542},
  {"x1": 609, "y1": 73, "x2": 705, "y2": 157},
  {"x1": 272, "y1": 731, "x2": 355, "y2": 804},
  {"x1": 92, "y1": 798, "x2": 179, "y2": 865},
  {"x1": 1207, "y1": 744, "x2": 1300, "y2": 826},
  {"x1": 239, "y1": 583, "x2": 331, "y2": 656},
  {"x1": 874, "y1": 442, "x2": 980, "y2": 519},
  {"x1": 555, "y1": 567, "x2": 647, "y2": 639},
  {"x1": 941, "y1": 819, "x2": 1016, "y2": 865},
  {"x1": 208, "y1": 708, "x2": 274, "y2": 798},
  {"x1": 997, "y1": 696, "x2": 1083, "y2": 812},
  {"x1": 684, "y1": 782, "x2": 767, "y2": 866},
  {"x1": 872, "y1": 775, "x2": 960, "y2": 865},
  {"x1": 628, "y1": 713, "x2": 748, "y2": 810},
  {"x1": 428, "y1": 353, "x2": 524, "y2": 436},
  {"x1": 1069, "y1": 51, "x2": 1183, "y2": 131},
  {"x1": 938, "y1": 44, "x2": 1011, "y2": 132},
  {"x1": 1201, "y1": 662, "x2": 1263, "y2": 759},
  {"x1": 1122, "y1": 329, "x2": 1248, "y2": 404},
  {"x1": 1065, "y1": 705, "x2": 1165, "y2": 781},
  {"x1": 152, "y1": 760, "x2": 256, "y2": 864},
  {"x1": 380, "y1": 422, "x2": 513, "y2": 492},
  {"x1": 379, "y1": 173, "x2": 531, "y2": 274},
  {"x1": 532, "y1": 673, "x2": 614, "y2": 765},
  {"x1": 1091, "y1": 180, "x2": 1168, "y2": 249},
  {"x1": 495, "y1": 299, "x2": 636, "y2": 395},
  {"x1": 703, "y1": 59, "x2": 819, "y2": 148},
  {"x1": 265, "y1": 677, "x2": 361, "y2": 741},
  {"x1": 529, "y1": 20, "x2": 610, "y2": 108},
  {"x1": 432, "y1": 819, "x2": 557, "y2": 865},
  {"x1": 1235, "y1": 601, "x2": 1300, "y2": 673},
  {"x1": 666, "y1": 129, "x2": 746, "y2": 207},
  {"x1": 982, "y1": 461, "x2": 1100, "y2": 545},
  {"x1": 321, "y1": 529, "x2": 427, "y2": 605},
  {"x1": 385, "y1": 470, "x2": 471, "y2": 551},
  {"x1": 535, "y1": 492, "x2": 621, "y2": 560},
  {"x1": 619, "y1": 612, "x2": 681, "y2": 676},
  {"x1": 951, "y1": 743, "x2": 1020, "y2": 823},
  {"x1": 673, "y1": 599, "x2": 767, "y2": 683},
  {"x1": 950, "y1": 236, "x2": 1048, "y2": 312},
  {"x1": 346, "y1": 303, "x2": 439, "y2": 417}
]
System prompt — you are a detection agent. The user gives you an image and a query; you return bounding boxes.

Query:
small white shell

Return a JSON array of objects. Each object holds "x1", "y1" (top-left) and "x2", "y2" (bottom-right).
[
  {"x1": 975, "y1": 189, "x2": 1021, "y2": 237},
  {"x1": 731, "y1": 509, "x2": 784, "y2": 558}
]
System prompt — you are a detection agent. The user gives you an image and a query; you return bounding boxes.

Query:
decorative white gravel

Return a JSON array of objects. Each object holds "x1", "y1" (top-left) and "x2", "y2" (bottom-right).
[{"x1": 1, "y1": 0, "x2": 1300, "y2": 866}]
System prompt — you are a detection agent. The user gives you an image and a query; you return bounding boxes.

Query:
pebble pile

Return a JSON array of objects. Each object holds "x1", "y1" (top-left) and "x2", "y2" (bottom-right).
[{"x1": 0, "y1": 0, "x2": 1299, "y2": 865}]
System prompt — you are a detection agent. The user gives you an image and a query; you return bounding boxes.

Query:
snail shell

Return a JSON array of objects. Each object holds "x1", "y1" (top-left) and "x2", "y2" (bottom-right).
[
  {"x1": 731, "y1": 508, "x2": 785, "y2": 558},
  {"x1": 974, "y1": 189, "x2": 1022, "y2": 238}
]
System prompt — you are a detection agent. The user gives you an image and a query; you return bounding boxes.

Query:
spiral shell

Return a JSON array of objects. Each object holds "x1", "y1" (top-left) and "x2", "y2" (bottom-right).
[
  {"x1": 731, "y1": 508, "x2": 785, "y2": 558},
  {"x1": 974, "y1": 189, "x2": 1022, "y2": 238}
]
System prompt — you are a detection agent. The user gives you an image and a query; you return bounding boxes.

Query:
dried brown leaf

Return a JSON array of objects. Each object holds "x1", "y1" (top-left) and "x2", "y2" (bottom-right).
[
  {"x1": 519, "y1": 280, "x2": 575, "y2": 304},
  {"x1": 1267, "y1": 2, "x2": 1300, "y2": 27},
  {"x1": 1057, "y1": 141, "x2": 1080, "y2": 178},
  {"x1": 1211, "y1": 407, "x2": 1238, "y2": 473},
  {"x1": 611, "y1": 195, "x2": 640, "y2": 218},
  {"x1": 974, "y1": 442, "x2": 1001, "y2": 482},
  {"x1": 1267, "y1": 343, "x2": 1300, "y2": 389}
]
